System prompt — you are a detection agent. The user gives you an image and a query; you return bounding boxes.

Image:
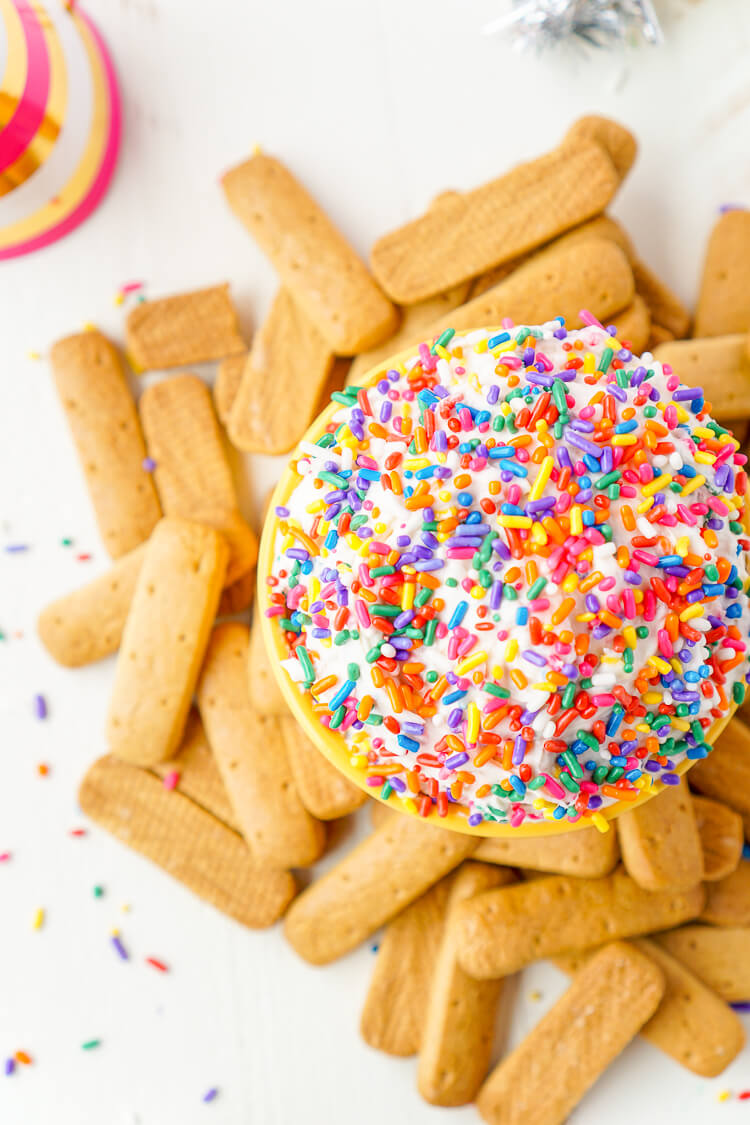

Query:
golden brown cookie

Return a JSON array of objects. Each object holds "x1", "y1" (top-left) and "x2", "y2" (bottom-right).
[
  {"x1": 418, "y1": 863, "x2": 514, "y2": 1106},
  {"x1": 50, "y1": 331, "x2": 161, "y2": 557},
  {"x1": 196, "y1": 623, "x2": 325, "y2": 869},
  {"x1": 474, "y1": 822, "x2": 619, "y2": 878},
  {"x1": 79, "y1": 755, "x2": 295, "y2": 928},
  {"x1": 140, "y1": 373, "x2": 257, "y2": 585},
  {"x1": 617, "y1": 778, "x2": 704, "y2": 891},
  {"x1": 653, "y1": 336, "x2": 750, "y2": 420},
  {"x1": 213, "y1": 352, "x2": 247, "y2": 426},
  {"x1": 693, "y1": 795, "x2": 744, "y2": 882},
  {"x1": 563, "y1": 115, "x2": 638, "y2": 180},
  {"x1": 631, "y1": 257, "x2": 691, "y2": 339},
  {"x1": 282, "y1": 718, "x2": 366, "y2": 820},
  {"x1": 152, "y1": 707, "x2": 238, "y2": 829},
  {"x1": 106, "y1": 518, "x2": 228, "y2": 765},
  {"x1": 655, "y1": 926, "x2": 750, "y2": 1002},
  {"x1": 454, "y1": 867, "x2": 705, "y2": 979},
  {"x1": 371, "y1": 142, "x2": 619, "y2": 303},
  {"x1": 689, "y1": 718, "x2": 750, "y2": 818},
  {"x1": 700, "y1": 860, "x2": 750, "y2": 927},
  {"x1": 37, "y1": 543, "x2": 146, "y2": 667},
  {"x1": 284, "y1": 816, "x2": 477, "y2": 965},
  {"x1": 125, "y1": 284, "x2": 246, "y2": 370},
  {"x1": 361, "y1": 878, "x2": 453, "y2": 1057},
  {"x1": 221, "y1": 153, "x2": 397, "y2": 353},
  {"x1": 247, "y1": 609, "x2": 288, "y2": 716},
  {"x1": 476, "y1": 942, "x2": 663, "y2": 1125},
  {"x1": 609, "y1": 294, "x2": 651, "y2": 353},
  {"x1": 695, "y1": 210, "x2": 750, "y2": 337}
]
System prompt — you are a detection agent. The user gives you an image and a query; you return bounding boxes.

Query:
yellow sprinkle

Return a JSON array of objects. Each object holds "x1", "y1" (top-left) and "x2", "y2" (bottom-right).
[
  {"x1": 717, "y1": 1090, "x2": 731, "y2": 1103},
  {"x1": 591, "y1": 812, "x2": 610, "y2": 834},
  {"x1": 473, "y1": 339, "x2": 488, "y2": 353},
  {"x1": 401, "y1": 584, "x2": 415, "y2": 611},
  {"x1": 648, "y1": 655, "x2": 671, "y2": 674},
  {"x1": 497, "y1": 515, "x2": 532, "y2": 529},
  {"x1": 504, "y1": 639, "x2": 518, "y2": 662},
  {"x1": 680, "y1": 603, "x2": 705, "y2": 622},
  {"x1": 680, "y1": 474, "x2": 706, "y2": 496},
  {"x1": 561, "y1": 573, "x2": 579, "y2": 594},
  {"x1": 611, "y1": 434, "x2": 637, "y2": 446},
  {"x1": 570, "y1": 505, "x2": 583, "y2": 536},
  {"x1": 531, "y1": 522, "x2": 548, "y2": 546},
  {"x1": 675, "y1": 536, "x2": 690, "y2": 557},
  {"x1": 528, "y1": 456, "x2": 554, "y2": 502},
  {"x1": 636, "y1": 496, "x2": 655, "y2": 514},
  {"x1": 582, "y1": 352, "x2": 596, "y2": 373},
  {"x1": 466, "y1": 702, "x2": 480, "y2": 743},
  {"x1": 32, "y1": 908, "x2": 44, "y2": 931},
  {"x1": 305, "y1": 499, "x2": 326, "y2": 515},
  {"x1": 435, "y1": 344, "x2": 451, "y2": 361},
  {"x1": 623, "y1": 626, "x2": 638, "y2": 650},
  {"x1": 491, "y1": 663, "x2": 504, "y2": 680},
  {"x1": 438, "y1": 489, "x2": 451, "y2": 502},
  {"x1": 82, "y1": 322, "x2": 97, "y2": 332},
  {"x1": 692, "y1": 426, "x2": 712, "y2": 439},
  {"x1": 403, "y1": 458, "x2": 430, "y2": 471},
  {"x1": 671, "y1": 718, "x2": 690, "y2": 732},
  {"x1": 695, "y1": 451, "x2": 715, "y2": 464},
  {"x1": 642, "y1": 691, "x2": 661, "y2": 705},
  {"x1": 531, "y1": 682, "x2": 555, "y2": 693},
  {"x1": 642, "y1": 474, "x2": 672, "y2": 498},
  {"x1": 469, "y1": 585, "x2": 485, "y2": 600},
  {"x1": 456, "y1": 651, "x2": 488, "y2": 676},
  {"x1": 27, "y1": 350, "x2": 41, "y2": 360}
]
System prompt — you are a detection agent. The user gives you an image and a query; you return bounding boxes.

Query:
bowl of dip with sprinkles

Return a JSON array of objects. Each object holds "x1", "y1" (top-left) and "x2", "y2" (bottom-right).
[{"x1": 259, "y1": 316, "x2": 750, "y2": 837}]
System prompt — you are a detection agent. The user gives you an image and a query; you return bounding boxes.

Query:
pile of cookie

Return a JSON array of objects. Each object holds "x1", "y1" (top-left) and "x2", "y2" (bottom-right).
[{"x1": 37, "y1": 114, "x2": 750, "y2": 1123}]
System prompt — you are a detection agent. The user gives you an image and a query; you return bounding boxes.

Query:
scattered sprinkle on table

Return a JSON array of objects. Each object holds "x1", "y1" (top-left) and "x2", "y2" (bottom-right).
[
  {"x1": 110, "y1": 932, "x2": 129, "y2": 961},
  {"x1": 33, "y1": 694, "x2": 48, "y2": 720},
  {"x1": 145, "y1": 956, "x2": 169, "y2": 973},
  {"x1": 32, "y1": 908, "x2": 44, "y2": 931},
  {"x1": 162, "y1": 770, "x2": 180, "y2": 791},
  {"x1": 81, "y1": 1040, "x2": 101, "y2": 1051},
  {"x1": 202, "y1": 1088, "x2": 219, "y2": 1104}
]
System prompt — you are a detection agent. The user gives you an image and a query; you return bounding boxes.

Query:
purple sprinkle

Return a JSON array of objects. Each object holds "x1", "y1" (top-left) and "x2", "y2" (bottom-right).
[
  {"x1": 142, "y1": 457, "x2": 157, "y2": 472},
  {"x1": 630, "y1": 366, "x2": 646, "y2": 388},
  {"x1": 4, "y1": 544, "x2": 29, "y2": 553},
  {"x1": 468, "y1": 813, "x2": 483, "y2": 827},
  {"x1": 661, "y1": 773, "x2": 680, "y2": 785},
  {"x1": 446, "y1": 752, "x2": 469, "y2": 769},
  {"x1": 672, "y1": 386, "x2": 702, "y2": 401},
  {"x1": 111, "y1": 935, "x2": 129, "y2": 961},
  {"x1": 512, "y1": 736, "x2": 526, "y2": 765},
  {"x1": 33, "y1": 693, "x2": 47, "y2": 720},
  {"x1": 4, "y1": 1058, "x2": 14, "y2": 1076},
  {"x1": 203, "y1": 1088, "x2": 219, "y2": 1104},
  {"x1": 730, "y1": 1001, "x2": 750, "y2": 1011}
]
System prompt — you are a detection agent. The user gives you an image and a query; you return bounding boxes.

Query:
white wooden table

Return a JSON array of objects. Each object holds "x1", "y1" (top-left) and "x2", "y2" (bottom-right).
[{"x1": 2, "y1": 1, "x2": 750, "y2": 1121}]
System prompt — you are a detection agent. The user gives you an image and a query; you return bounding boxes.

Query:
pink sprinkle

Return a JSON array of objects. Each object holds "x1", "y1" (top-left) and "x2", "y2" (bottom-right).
[
  {"x1": 119, "y1": 281, "x2": 144, "y2": 294},
  {"x1": 264, "y1": 607, "x2": 284, "y2": 618},
  {"x1": 0, "y1": 853, "x2": 11, "y2": 862},
  {"x1": 542, "y1": 776, "x2": 566, "y2": 800},
  {"x1": 578, "y1": 308, "x2": 603, "y2": 328},
  {"x1": 162, "y1": 771, "x2": 180, "y2": 791},
  {"x1": 447, "y1": 548, "x2": 475, "y2": 559}
]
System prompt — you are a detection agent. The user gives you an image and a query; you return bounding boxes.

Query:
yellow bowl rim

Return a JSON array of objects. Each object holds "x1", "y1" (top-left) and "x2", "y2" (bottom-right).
[{"x1": 257, "y1": 328, "x2": 740, "y2": 838}]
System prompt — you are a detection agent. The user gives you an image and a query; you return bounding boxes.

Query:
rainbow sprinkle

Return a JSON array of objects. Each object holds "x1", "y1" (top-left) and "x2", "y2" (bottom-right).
[{"x1": 266, "y1": 318, "x2": 750, "y2": 829}]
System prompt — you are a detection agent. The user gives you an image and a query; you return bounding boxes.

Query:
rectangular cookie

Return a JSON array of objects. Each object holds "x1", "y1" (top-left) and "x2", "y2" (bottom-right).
[
  {"x1": 152, "y1": 707, "x2": 238, "y2": 829},
  {"x1": 418, "y1": 863, "x2": 513, "y2": 1106},
  {"x1": 689, "y1": 718, "x2": 750, "y2": 818},
  {"x1": 655, "y1": 926, "x2": 750, "y2": 1002},
  {"x1": 282, "y1": 717, "x2": 366, "y2": 820},
  {"x1": 196, "y1": 623, "x2": 325, "y2": 869},
  {"x1": 422, "y1": 237, "x2": 633, "y2": 340},
  {"x1": 248, "y1": 609, "x2": 288, "y2": 715},
  {"x1": 563, "y1": 115, "x2": 637, "y2": 181},
  {"x1": 454, "y1": 867, "x2": 705, "y2": 979},
  {"x1": 50, "y1": 331, "x2": 161, "y2": 557},
  {"x1": 125, "y1": 284, "x2": 246, "y2": 370},
  {"x1": 695, "y1": 210, "x2": 750, "y2": 337},
  {"x1": 554, "y1": 938, "x2": 745, "y2": 1077},
  {"x1": 370, "y1": 141, "x2": 619, "y2": 303},
  {"x1": 476, "y1": 942, "x2": 664, "y2": 1125},
  {"x1": 221, "y1": 153, "x2": 397, "y2": 354},
  {"x1": 139, "y1": 373, "x2": 258, "y2": 585},
  {"x1": 631, "y1": 257, "x2": 691, "y2": 339},
  {"x1": 37, "y1": 542, "x2": 146, "y2": 667},
  {"x1": 608, "y1": 294, "x2": 651, "y2": 353},
  {"x1": 79, "y1": 755, "x2": 295, "y2": 928},
  {"x1": 652, "y1": 336, "x2": 750, "y2": 419},
  {"x1": 284, "y1": 816, "x2": 478, "y2": 965},
  {"x1": 213, "y1": 352, "x2": 247, "y2": 426},
  {"x1": 616, "y1": 778, "x2": 704, "y2": 891},
  {"x1": 227, "y1": 287, "x2": 334, "y2": 454},
  {"x1": 700, "y1": 860, "x2": 750, "y2": 926},
  {"x1": 474, "y1": 822, "x2": 619, "y2": 879},
  {"x1": 693, "y1": 795, "x2": 744, "y2": 882},
  {"x1": 107, "y1": 518, "x2": 228, "y2": 765},
  {"x1": 361, "y1": 878, "x2": 453, "y2": 1057}
]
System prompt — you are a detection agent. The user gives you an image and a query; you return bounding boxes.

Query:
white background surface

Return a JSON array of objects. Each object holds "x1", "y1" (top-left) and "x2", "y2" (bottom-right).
[{"x1": 2, "y1": 1, "x2": 750, "y2": 1122}]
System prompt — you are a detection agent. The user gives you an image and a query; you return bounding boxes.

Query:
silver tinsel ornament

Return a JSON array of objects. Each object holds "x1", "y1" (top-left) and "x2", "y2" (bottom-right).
[{"x1": 483, "y1": 0, "x2": 663, "y2": 52}]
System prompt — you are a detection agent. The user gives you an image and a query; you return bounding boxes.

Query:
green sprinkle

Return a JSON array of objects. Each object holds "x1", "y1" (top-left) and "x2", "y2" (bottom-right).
[
  {"x1": 597, "y1": 347, "x2": 614, "y2": 373},
  {"x1": 484, "y1": 683, "x2": 510, "y2": 699},
  {"x1": 330, "y1": 391, "x2": 356, "y2": 405},
  {"x1": 527, "y1": 775, "x2": 547, "y2": 790},
  {"x1": 478, "y1": 569, "x2": 492, "y2": 588},
  {"x1": 579, "y1": 676, "x2": 593, "y2": 690},
  {"x1": 334, "y1": 632, "x2": 350, "y2": 646},
  {"x1": 561, "y1": 683, "x2": 576, "y2": 709},
  {"x1": 371, "y1": 604, "x2": 400, "y2": 617},
  {"x1": 425, "y1": 670, "x2": 439, "y2": 684},
  {"x1": 296, "y1": 646, "x2": 315, "y2": 683},
  {"x1": 350, "y1": 515, "x2": 368, "y2": 530},
  {"x1": 364, "y1": 713, "x2": 383, "y2": 725},
  {"x1": 432, "y1": 328, "x2": 455, "y2": 351},
  {"x1": 445, "y1": 577, "x2": 458, "y2": 588},
  {"x1": 593, "y1": 765, "x2": 609, "y2": 785},
  {"x1": 81, "y1": 1040, "x2": 101, "y2": 1051},
  {"x1": 492, "y1": 415, "x2": 505, "y2": 433},
  {"x1": 562, "y1": 751, "x2": 583, "y2": 778},
  {"x1": 560, "y1": 772, "x2": 580, "y2": 793},
  {"x1": 577, "y1": 730, "x2": 599, "y2": 751},
  {"x1": 424, "y1": 618, "x2": 438, "y2": 646},
  {"x1": 636, "y1": 626, "x2": 649, "y2": 639},
  {"x1": 369, "y1": 565, "x2": 394, "y2": 578},
  {"x1": 733, "y1": 682, "x2": 746, "y2": 705},
  {"x1": 317, "y1": 470, "x2": 347, "y2": 488},
  {"x1": 643, "y1": 405, "x2": 657, "y2": 418},
  {"x1": 551, "y1": 379, "x2": 568, "y2": 412},
  {"x1": 347, "y1": 663, "x2": 360, "y2": 681},
  {"x1": 381, "y1": 782, "x2": 393, "y2": 801},
  {"x1": 60, "y1": 537, "x2": 73, "y2": 547},
  {"x1": 606, "y1": 766, "x2": 624, "y2": 783},
  {"x1": 329, "y1": 705, "x2": 346, "y2": 730},
  {"x1": 503, "y1": 584, "x2": 518, "y2": 601},
  {"x1": 730, "y1": 520, "x2": 743, "y2": 534},
  {"x1": 527, "y1": 576, "x2": 547, "y2": 600},
  {"x1": 595, "y1": 470, "x2": 621, "y2": 491},
  {"x1": 415, "y1": 588, "x2": 432, "y2": 608},
  {"x1": 92, "y1": 885, "x2": 104, "y2": 898},
  {"x1": 366, "y1": 646, "x2": 382, "y2": 664}
]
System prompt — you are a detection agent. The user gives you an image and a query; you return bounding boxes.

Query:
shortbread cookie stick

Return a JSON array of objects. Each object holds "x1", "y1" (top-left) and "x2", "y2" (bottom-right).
[
  {"x1": 695, "y1": 210, "x2": 750, "y2": 337},
  {"x1": 197, "y1": 623, "x2": 325, "y2": 868},
  {"x1": 653, "y1": 336, "x2": 750, "y2": 419},
  {"x1": 221, "y1": 154, "x2": 397, "y2": 354},
  {"x1": 474, "y1": 822, "x2": 619, "y2": 878},
  {"x1": 689, "y1": 718, "x2": 750, "y2": 818},
  {"x1": 425, "y1": 238, "x2": 633, "y2": 340},
  {"x1": 107, "y1": 518, "x2": 228, "y2": 765},
  {"x1": 217, "y1": 567, "x2": 256, "y2": 617},
  {"x1": 213, "y1": 352, "x2": 247, "y2": 426},
  {"x1": 693, "y1": 795, "x2": 744, "y2": 882},
  {"x1": 455, "y1": 868, "x2": 705, "y2": 979},
  {"x1": 79, "y1": 755, "x2": 295, "y2": 928},
  {"x1": 140, "y1": 374, "x2": 258, "y2": 585},
  {"x1": 555, "y1": 938, "x2": 745, "y2": 1077},
  {"x1": 284, "y1": 816, "x2": 477, "y2": 964},
  {"x1": 700, "y1": 860, "x2": 750, "y2": 927},
  {"x1": 631, "y1": 258, "x2": 691, "y2": 339},
  {"x1": 361, "y1": 878, "x2": 453, "y2": 1057},
  {"x1": 610, "y1": 294, "x2": 651, "y2": 353},
  {"x1": 227, "y1": 288, "x2": 335, "y2": 454},
  {"x1": 655, "y1": 926, "x2": 750, "y2": 1002},
  {"x1": 37, "y1": 542, "x2": 146, "y2": 667},
  {"x1": 152, "y1": 707, "x2": 238, "y2": 829},
  {"x1": 617, "y1": 778, "x2": 704, "y2": 891},
  {"x1": 371, "y1": 141, "x2": 619, "y2": 303},
  {"x1": 418, "y1": 863, "x2": 513, "y2": 1106},
  {"x1": 248, "y1": 608, "x2": 287, "y2": 715},
  {"x1": 476, "y1": 942, "x2": 663, "y2": 1125},
  {"x1": 563, "y1": 114, "x2": 638, "y2": 180},
  {"x1": 346, "y1": 280, "x2": 471, "y2": 386},
  {"x1": 648, "y1": 323, "x2": 675, "y2": 349},
  {"x1": 125, "y1": 284, "x2": 246, "y2": 370},
  {"x1": 282, "y1": 719, "x2": 366, "y2": 820},
  {"x1": 50, "y1": 331, "x2": 161, "y2": 557}
]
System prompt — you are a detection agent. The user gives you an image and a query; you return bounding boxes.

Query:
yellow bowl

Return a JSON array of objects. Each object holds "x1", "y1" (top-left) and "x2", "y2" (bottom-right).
[{"x1": 258, "y1": 332, "x2": 741, "y2": 838}]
